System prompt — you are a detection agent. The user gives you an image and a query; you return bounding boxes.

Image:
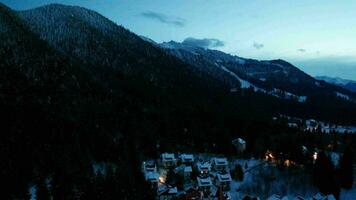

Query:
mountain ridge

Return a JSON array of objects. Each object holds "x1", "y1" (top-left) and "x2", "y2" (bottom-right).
[{"x1": 316, "y1": 76, "x2": 356, "y2": 92}]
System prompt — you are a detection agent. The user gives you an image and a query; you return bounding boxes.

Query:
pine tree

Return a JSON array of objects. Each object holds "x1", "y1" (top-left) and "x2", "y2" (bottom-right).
[
  {"x1": 313, "y1": 151, "x2": 340, "y2": 198},
  {"x1": 339, "y1": 147, "x2": 354, "y2": 189}
]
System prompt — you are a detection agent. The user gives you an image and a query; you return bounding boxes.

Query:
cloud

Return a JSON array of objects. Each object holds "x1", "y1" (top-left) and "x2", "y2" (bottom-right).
[
  {"x1": 297, "y1": 48, "x2": 306, "y2": 53},
  {"x1": 182, "y1": 37, "x2": 225, "y2": 48},
  {"x1": 140, "y1": 11, "x2": 186, "y2": 27},
  {"x1": 252, "y1": 42, "x2": 264, "y2": 50}
]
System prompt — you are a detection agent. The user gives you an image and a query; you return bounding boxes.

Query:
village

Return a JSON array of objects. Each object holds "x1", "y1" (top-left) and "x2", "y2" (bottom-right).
[
  {"x1": 274, "y1": 115, "x2": 356, "y2": 134},
  {"x1": 141, "y1": 138, "x2": 352, "y2": 200}
]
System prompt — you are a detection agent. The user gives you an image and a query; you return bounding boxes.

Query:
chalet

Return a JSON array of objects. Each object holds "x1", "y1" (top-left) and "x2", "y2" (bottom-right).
[
  {"x1": 215, "y1": 172, "x2": 232, "y2": 191},
  {"x1": 232, "y1": 138, "x2": 246, "y2": 152},
  {"x1": 197, "y1": 176, "x2": 212, "y2": 197},
  {"x1": 312, "y1": 193, "x2": 336, "y2": 200},
  {"x1": 143, "y1": 160, "x2": 157, "y2": 173},
  {"x1": 212, "y1": 157, "x2": 228, "y2": 171},
  {"x1": 197, "y1": 162, "x2": 211, "y2": 174},
  {"x1": 174, "y1": 165, "x2": 193, "y2": 181},
  {"x1": 158, "y1": 186, "x2": 178, "y2": 200},
  {"x1": 145, "y1": 171, "x2": 159, "y2": 189},
  {"x1": 161, "y1": 153, "x2": 177, "y2": 168},
  {"x1": 182, "y1": 187, "x2": 202, "y2": 200},
  {"x1": 180, "y1": 154, "x2": 194, "y2": 165}
]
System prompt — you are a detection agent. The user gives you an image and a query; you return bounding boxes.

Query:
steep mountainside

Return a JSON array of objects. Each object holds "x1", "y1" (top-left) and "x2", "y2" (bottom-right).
[{"x1": 316, "y1": 76, "x2": 356, "y2": 92}]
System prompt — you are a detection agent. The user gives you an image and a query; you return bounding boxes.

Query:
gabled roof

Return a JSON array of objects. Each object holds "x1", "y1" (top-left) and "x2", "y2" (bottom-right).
[
  {"x1": 267, "y1": 194, "x2": 282, "y2": 200},
  {"x1": 158, "y1": 186, "x2": 178, "y2": 196},
  {"x1": 216, "y1": 172, "x2": 232, "y2": 182},
  {"x1": 213, "y1": 157, "x2": 228, "y2": 165},
  {"x1": 145, "y1": 172, "x2": 159, "y2": 182},
  {"x1": 232, "y1": 138, "x2": 246, "y2": 145},
  {"x1": 184, "y1": 166, "x2": 193, "y2": 173},
  {"x1": 180, "y1": 154, "x2": 194, "y2": 162},
  {"x1": 162, "y1": 153, "x2": 175, "y2": 161},
  {"x1": 197, "y1": 176, "x2": 212, "y2": 187},
  {"x1": 197, "y1": 162, "x2": 211, "y2": 171}
]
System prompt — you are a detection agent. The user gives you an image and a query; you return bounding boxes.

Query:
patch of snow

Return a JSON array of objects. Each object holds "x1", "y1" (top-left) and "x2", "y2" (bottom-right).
[
  {"x1": 336, "y1": 92, "x2": 350, "y2": 100},
  {"x1": 340, "y1": 188, "x2": 356, "y2": 200},
  {"x1": 235, "y1": 57, "x2": 246, "y2": 65},
  {"x1": 28, "y1": 185, "x2": 37, "y2": 200},
  {"x1": 259, "y1": 78, "x2": 267, "y2": 82}
]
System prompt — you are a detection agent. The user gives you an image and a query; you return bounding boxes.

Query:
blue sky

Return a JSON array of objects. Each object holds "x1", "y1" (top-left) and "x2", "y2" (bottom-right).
[{"x1": 2, "y1": 0, "x2": 356, "y2": 80}]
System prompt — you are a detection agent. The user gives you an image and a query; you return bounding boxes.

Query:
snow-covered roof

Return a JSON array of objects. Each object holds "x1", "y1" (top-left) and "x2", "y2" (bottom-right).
[
  {"x1": 145, "y1": 172, "x2": 159, "y2": 182},
  {"x1": 197, "y1": 176, "x2": 212, "y2": 187},
  {"x1": 216, "y1": 172, "x2": 232, "y2": 182},
  {"x1": 161, "y1": 153, "x2": 175, "y2": 161},
  {"x1": 184, "y1": 166, "x2": 193, "y2": 173},
  {"x1": 197, "y1": 162, "x2": 211, "y2": 171},
  {"x1": 232, "y1": 138, "x2": 246, "y2": 145},
  {"x1": 326, "y1": 194, "x2": 336, "y2": 200},
  {"x1": 267, "y1": 194, "x2": 282, "y2": 200},
  {"x1": 213, "y1": 157, "x2": 228, "y2": 166},
  {"x1": 143, "y1": 160, "x2": 156, "y2": 172},
  {"x1": 313, "y1": 193, "x2": 325, "y2": 200},
  {"x1": 180, "y1": 154, "x2": 194, "y2": 162},
  {"x1": 158, "y1": 186, "x2": 178, "y2": 196}
]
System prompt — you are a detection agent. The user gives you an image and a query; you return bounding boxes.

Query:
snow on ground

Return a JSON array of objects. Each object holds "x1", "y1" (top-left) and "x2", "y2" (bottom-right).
[
  {"x1": 336, "y1": 92, "x2": 350, "y2": 100},
  {"x1": 340, "y1": 188, "x2": 356, "y2": 200},
  {"x1": 28, "y1": 185, "x2": 37, "y2": 200},
  {"x1": 219, "y1": 65, "x2": 256, "y2": 90},
  {"x1": 229, "y1": 158, "x2": 318, "y2": 199},
  {"x1": 219, "y1": 64, "x2": 307, "y2": 103}
]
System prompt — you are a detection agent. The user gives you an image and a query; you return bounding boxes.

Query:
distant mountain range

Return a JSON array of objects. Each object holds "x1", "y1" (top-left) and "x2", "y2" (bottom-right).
[
  {"x1": 316, "y1": 76, "x2": 356, "y2": 92},
  {"x1": 156, "y1": 40, "x2": 356, "y2": 102}
]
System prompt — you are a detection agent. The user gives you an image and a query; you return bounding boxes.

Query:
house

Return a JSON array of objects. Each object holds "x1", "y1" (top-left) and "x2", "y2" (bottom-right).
[
  {"x1": 212, "y1": 157, "x2": 228, "y2": 171},
  {"x1": 182, "y1": 187, "x2": 202, "y2": 200},
  {"x1": 180, "y1": 154, "x2": 194, "y2": 165},
  {"x1": 161, "y1": 153, "x2": 177, "y2": 168},
  {"x1": 312, "y1": 193, "x2": 336, "y2": 200},
  {"x1": 232, "y1": 138, "x2": 246, "y2": 152},
  {"x1": 174, "y1": 165, "x2": 193, "y2": 181},
  {"x1": 197, "y1": 176, "x2": 212, "y2": 197},
  {"x1": 158, "y1": 186, "x2": 178, "y2": 200},
  {"x1": 145, "y1": 171, "x2": 159, "y2": 189},
  {"x1": 197, "y1": 162, "x2": 211, "y2": 174},
  {"x1": 267, "y1": 194, "x2": 282, "y2": 200},
  {"x1": 183, "y1": 166, "x2": 193, "y2": 180},
  {"x1": 288, "y1": 122, "x2": 298, "y2": 128},
  {"x1": 215, "y1": 172, "x2": 232, "y2": 191},
  {"x1": 143, "y1": 160, "x2": 157, "y2": 173}
]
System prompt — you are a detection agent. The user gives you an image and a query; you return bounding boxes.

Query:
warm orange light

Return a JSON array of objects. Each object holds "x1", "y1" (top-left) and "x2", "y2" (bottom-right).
[{"x1": 159, "y1": 176, "x2": 165, "y2": 183}]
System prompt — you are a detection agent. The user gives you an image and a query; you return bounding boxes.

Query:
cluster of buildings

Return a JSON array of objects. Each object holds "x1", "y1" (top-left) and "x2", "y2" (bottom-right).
[
  {"x1": 275, "y1": 115, "x2": 356, "y2": 134},
  {"x1": 142, "y1": 153, "x2": 235, "y2": 200}
]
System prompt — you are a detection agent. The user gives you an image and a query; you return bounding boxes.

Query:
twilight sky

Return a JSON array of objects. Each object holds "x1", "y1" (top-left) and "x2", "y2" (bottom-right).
[{"x1": 3, "y1": 0, "x2": 356, "y2": 80}]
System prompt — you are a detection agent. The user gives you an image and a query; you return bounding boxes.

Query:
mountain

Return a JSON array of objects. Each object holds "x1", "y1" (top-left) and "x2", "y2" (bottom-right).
[
  {"x1": 1, "y1": 2, "x2": 356, "y2": 199},
  {"x1": 160, "y1": 41, "x2": 356, "y2": 101},
  {"x1": 316, "y1": 76, "x2": 356, "y2": 92},
  {"x1": 0, "y1": 4, "x2": 248, "y2": 199}
]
